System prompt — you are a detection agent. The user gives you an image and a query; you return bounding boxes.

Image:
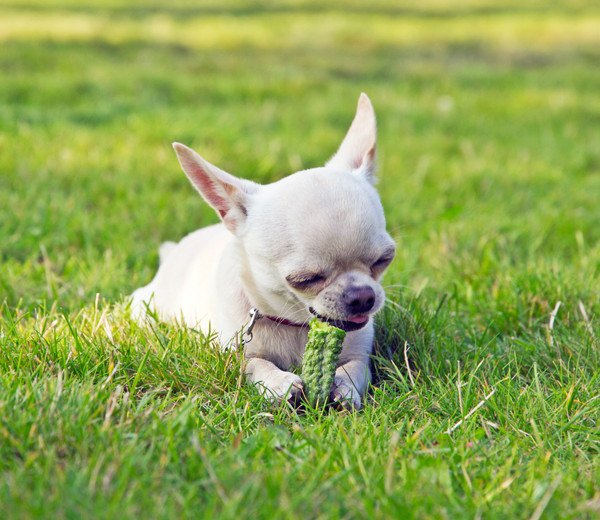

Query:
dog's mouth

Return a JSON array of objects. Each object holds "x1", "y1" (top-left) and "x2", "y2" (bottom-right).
[{"x1": 308, "y1": 307, "x2": 370, "y2": 332}]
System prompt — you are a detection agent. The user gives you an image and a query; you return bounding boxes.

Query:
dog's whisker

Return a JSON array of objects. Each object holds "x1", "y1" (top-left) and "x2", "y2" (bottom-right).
[
  {"x1": 383, "y1": 284, "x2": 413, "y2": 291},
  {"x1": 384, "y1": 297, "x2": 414, "y2": 316}
]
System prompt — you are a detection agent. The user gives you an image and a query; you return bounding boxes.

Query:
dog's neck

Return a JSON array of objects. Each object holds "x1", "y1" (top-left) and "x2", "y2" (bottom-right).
[{"x1": 261, "y1": 313, "x2": 308, "y2": 328}]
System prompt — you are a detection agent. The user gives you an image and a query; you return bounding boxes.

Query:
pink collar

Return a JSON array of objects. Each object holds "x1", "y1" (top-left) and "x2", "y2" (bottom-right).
[
  {"x1": 263, "y1": 314, "x2": 308, "y2": 328},
  {"x1": 242, "y1": 308, "x2": 308, "y2": 345}
]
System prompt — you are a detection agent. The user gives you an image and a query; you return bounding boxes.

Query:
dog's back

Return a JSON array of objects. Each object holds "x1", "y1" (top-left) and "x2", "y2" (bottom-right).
[{"x1": 130, "y1": 223, "x2": 233, "y2": 328}]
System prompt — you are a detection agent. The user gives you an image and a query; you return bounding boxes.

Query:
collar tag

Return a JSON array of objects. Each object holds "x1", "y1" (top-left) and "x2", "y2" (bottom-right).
[{"x1": 243, "y1": 307, "x2": 262, "y2": 344}]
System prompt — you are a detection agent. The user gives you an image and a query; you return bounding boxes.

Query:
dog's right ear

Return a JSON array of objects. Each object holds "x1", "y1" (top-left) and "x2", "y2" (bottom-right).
[{"x1": 172, "y1": 143, "x2": 259, "y2": 233}]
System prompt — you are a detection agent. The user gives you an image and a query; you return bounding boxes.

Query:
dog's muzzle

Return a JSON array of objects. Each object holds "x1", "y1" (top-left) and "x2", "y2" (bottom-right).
[{"x1": 308, "y1": 307, "x2": 370, "y2": 332}]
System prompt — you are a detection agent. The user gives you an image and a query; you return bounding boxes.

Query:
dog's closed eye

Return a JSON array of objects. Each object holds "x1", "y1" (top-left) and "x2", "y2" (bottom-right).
[
  {"x1": 286, "y1": 272, "x2": 326, "y2": 291},
  {"x1": 370, "y1": 249, "x2": 395, "y2": 274}
]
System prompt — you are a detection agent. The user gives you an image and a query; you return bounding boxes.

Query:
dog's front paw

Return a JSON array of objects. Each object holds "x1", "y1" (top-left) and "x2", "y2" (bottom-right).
[
  {"x1": 330, "y1": 376, "x2": 362, "y2": 410},
  {"x1": 260, "y1": 371, "x2": 304, "y2": 405}
]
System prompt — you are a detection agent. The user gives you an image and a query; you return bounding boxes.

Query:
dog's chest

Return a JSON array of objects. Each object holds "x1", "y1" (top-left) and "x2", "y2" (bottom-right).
[{"x1": 244, "y1": 322, "x2": 308, "y2": 370}]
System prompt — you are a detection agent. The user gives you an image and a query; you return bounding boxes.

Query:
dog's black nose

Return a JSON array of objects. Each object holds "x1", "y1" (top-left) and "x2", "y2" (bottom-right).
[{"x1": 343, "y1": 286, "x2": 376, "y2": 315}]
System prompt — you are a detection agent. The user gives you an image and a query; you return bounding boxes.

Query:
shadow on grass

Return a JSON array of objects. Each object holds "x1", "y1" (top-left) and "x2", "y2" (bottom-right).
[{"x1": 371, "y1": 293, "x2": 451, "y2": 386}]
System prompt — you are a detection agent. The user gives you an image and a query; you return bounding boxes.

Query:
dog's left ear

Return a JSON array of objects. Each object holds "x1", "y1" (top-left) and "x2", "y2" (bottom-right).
[
  {"x1": 326, "y1": 93, "x2": 377, "y2": 184},
  {"x1": 172, "y1": 142, "x2": 259, "y2": 234}
]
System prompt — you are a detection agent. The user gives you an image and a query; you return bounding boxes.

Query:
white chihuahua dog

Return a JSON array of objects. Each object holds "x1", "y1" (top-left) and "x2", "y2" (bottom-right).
[{"x1": 131, "y1": 94, "x2": 395, "y2": 409}]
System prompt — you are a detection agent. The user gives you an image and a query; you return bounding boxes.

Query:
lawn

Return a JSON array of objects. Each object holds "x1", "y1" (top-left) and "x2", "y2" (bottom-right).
[{"x1": 1, "y1": 0, "x2": 599, "y2": 518}]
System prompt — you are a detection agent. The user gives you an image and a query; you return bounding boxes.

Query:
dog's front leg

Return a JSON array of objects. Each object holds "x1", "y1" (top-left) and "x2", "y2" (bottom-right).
[
  {"x1": 329, "y1": 325, "x2": 373, "y2": 410},
  {"x1": 331, "y1": 357, "x2": 371, "y2": 410},
  {"x1": 245, "y1": 357, "x2": 303, "y2": 404}
]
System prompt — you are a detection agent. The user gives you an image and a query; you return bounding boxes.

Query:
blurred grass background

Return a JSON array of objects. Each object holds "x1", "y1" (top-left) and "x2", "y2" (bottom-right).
[
  {"x1": 1, "y1": 0, "x2": 599, "y2": 313},
  {"x1": 0, "y1": 1, "x2": 599, "y2": 518}
]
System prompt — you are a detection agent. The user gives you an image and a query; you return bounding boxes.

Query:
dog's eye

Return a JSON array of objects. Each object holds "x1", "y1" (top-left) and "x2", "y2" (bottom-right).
[
  {"x1": 371, "y1": 253, "x2": 394, "y2": 272},
  {"x1": 286, "y1": 273, "x2": 326, "y2": 290}
]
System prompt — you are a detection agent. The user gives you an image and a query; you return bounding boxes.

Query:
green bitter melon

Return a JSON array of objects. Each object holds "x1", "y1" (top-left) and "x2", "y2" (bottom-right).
[{"x1": 301, "y1": 318, "x2": 346, "y2": 405}]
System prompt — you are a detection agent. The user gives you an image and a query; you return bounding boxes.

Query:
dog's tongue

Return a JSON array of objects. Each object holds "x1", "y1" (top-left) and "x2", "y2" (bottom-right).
[{"x1": 348, "y1": 314, "x2": 369, "y2": 324}]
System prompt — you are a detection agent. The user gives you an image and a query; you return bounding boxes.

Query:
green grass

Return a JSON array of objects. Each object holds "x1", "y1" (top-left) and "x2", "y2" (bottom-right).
[{"x1": 1, "y1": 0, "x2": 599, "y2": 517}]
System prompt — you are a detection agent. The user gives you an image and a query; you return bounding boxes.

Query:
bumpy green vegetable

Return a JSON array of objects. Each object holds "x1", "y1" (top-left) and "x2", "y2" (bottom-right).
[{"x1": 301, "y1": 319, "x2": 346, "y2": 405}]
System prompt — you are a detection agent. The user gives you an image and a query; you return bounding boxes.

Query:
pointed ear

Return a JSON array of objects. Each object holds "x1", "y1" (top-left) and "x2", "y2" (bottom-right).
[
  {"x1": 326, "y1": 93, "x2": 377, "y2": 184},
  {"x1": 172, "y1": 142, "x2": 259, "y2": 233}
]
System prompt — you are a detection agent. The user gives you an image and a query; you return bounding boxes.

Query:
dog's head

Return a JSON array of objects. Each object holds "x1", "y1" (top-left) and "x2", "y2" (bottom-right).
[{"x1": 173, "y1": 94, "x2": 395, "y2": 331}]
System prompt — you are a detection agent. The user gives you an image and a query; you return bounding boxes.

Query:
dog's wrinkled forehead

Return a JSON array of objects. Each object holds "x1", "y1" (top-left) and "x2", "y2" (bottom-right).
[{"x1": 245, "y1": 168, "x2": 387, "y2": 261}]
